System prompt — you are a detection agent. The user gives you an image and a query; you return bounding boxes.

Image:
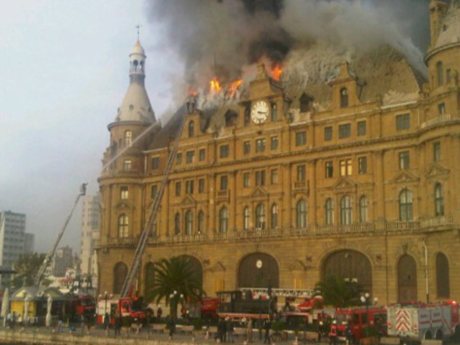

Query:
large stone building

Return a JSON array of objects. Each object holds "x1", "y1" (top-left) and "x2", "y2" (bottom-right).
[{"x1": 98, "y1": 1, "x2": 460, "y2": 304}]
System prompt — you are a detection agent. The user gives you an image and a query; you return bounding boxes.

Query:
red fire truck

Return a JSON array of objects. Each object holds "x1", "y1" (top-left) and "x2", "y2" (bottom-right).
[
  {"x1": 96, "y1": 296, "x2": 150, "y2": 325},
  {"x1": 335, "y1": 306, "x2": 387, "y2": 340}
]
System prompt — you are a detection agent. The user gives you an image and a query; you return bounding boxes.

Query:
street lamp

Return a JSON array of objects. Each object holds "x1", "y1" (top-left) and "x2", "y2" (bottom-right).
[
  {"x1": 98, "y1": 291, "x2": 112, "y2": 315},
  {"x1": 168, "y1": 290, "x2": 184, "y2": 319}
]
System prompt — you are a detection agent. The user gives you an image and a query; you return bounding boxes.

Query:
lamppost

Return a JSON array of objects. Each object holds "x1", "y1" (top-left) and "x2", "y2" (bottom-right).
[
  {"x1": 98, "y1": 291, "x2": 112, "y2": 316},
  {"x1": 360, "y1": 293, "x2": 378, "y2": 333},
  {"x1": 168, "y1": 290, "x2": 184, "y2": 319}
]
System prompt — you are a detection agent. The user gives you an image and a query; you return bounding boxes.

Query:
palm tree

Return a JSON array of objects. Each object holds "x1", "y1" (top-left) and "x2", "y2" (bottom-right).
[
  {"x1": 150, "y1": 256, "x2": 204, "y2": 318},
  {"x1": 314, "y1": 275, "x2": 362, "y2": 307}
]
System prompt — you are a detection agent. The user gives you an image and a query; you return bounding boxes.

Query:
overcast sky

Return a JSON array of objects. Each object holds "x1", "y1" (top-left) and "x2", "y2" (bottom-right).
[{"x1": 0, "y1": 1, "x2": 181, "y2": 253}]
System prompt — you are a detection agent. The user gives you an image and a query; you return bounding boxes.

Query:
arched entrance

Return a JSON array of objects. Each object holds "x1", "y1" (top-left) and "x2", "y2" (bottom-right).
[
  {"x1": 398, "y1": 254, "x2": 417, "y2": 303},
  {"x1": 113, "y1": 262, "x2": 128, "y2": 294},
  {"x1": 179, "y1": 255, "x2": 203, "y2": 289},
  {"x1": 322, "y1": 250, "x2": 372, "y2": 292},
  {"x1": 238, "y1": 253, "x2": 279, "y2": 288}
]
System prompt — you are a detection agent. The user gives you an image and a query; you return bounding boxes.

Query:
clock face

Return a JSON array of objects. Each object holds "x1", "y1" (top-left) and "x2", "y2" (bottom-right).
[{"x1": 251, "y1": 100, "x2": 269, "y2": 124}]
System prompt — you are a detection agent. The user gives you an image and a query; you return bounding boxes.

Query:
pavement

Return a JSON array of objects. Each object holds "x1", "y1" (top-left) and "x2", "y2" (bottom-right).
[{"x1": 0, "y1": 324, "x2": 327, "y2": 345}]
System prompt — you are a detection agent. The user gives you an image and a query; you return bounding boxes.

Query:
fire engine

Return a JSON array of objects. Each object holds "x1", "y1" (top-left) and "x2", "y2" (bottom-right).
[
  {"x1": 387, "y1": 301, "x2": 460, "y2": 341},
  {"x1": 95, "y1": 296, "x2": 151, "y2": 325},
  {"x1": 215, "y1": 288, "x2": 316, "y2": 320},
  {"x1": 335, "y1": 306, "x2": 387, "y2": 340}
]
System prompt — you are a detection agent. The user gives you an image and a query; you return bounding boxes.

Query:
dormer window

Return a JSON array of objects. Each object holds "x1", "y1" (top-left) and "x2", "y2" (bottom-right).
[
  {"x1": 124, "y1": 130, "x2": 132, "y2": 146},
  {"x1": 188, "y1": 121, "x2": 195, "y2": 137},
  {"x1": 299, "y1": 93, "x2": 313, "y2": 113},
  {"x1": 225, "y1": 110, "x2": 237, "y2": 127},
  {"x1": 340, "y1": 88, "x2": 349, "y2": 108}
]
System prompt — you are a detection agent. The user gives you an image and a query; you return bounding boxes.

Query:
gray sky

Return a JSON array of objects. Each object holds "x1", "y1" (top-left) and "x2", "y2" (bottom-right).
[{"x1": 0, "y1": 1, "x2": 181, "y2": 253}]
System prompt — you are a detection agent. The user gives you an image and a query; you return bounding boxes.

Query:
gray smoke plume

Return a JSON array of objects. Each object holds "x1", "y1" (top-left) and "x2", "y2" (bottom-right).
[{"x1": 147, "y1": 0, "x2": 430, "y2": 96}]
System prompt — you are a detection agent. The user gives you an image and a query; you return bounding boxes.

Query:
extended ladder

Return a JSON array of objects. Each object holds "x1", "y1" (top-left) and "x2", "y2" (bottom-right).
[
  {"x1": 119, "y1": 109, "x2": 186, "y2": 297},
  {"x1": 34, "y1": 183, "x2": 87, "y2": 287}
]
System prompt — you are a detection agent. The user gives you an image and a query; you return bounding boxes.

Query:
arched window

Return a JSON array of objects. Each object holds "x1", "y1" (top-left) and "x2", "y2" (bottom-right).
[
  {"x1": 399, "y1": 189, "x2": 413, "y2": 221},
  {"x1": 113, "y1": 262, "x2": 128, "y2": 294},
  {"x1": 340, "y1": 196, "x2": 352, "y2": 225},
  {"x1": 174, "y1": 213, "x2": 180, "y2": 235},
  {"x1": 436, "y1": 61, "x2": 444, "y2": 86},
  {"x1": 185, "y1": 210, "x2": 193, "y2": 235},
  {"x1": 197, "y1": 211, "x2": 204, "y2": 234},
  {"x1": 436, "y1": 252, "x2": 450, "y2": 298},
  {"x1": 124, "y1": 130, "x2": 132, "y2": 146},
  {"x1": 243, "y1": 207, "x2": 250, "y2": 231},
  {"x1": 434, "y1": 183, "x2": 444, "y2": 217},
  {"x1": 255, "y1": 203, "x2": 265, "y2": 229},
  {"x1": 296, "y1": 199, "x2": 307, "y2": 228},
  {"x1": 219, "y1": 207, "x2": 228, "y2": 233},
  {"x1": 340, "y1": 88, "x2": 349, "y2": 108},
  {"x1": 325, "y1": 198, "x2": 333, "y2": 225},
  {"x1": 118, "y1": 214, "x2": 129, "y2": 238},
  {"x1": 188, "y1": 121, "x2": 195, "y2": 137},
  {"x1": 359, "y1": 196, "x2": 368, "y2": 223},
  {"x1": 271, "y1": 103, "x2": 277, "y2": 121},
  {"x1": 271, "y1": 204, "x2": 278, "y2": 229}
]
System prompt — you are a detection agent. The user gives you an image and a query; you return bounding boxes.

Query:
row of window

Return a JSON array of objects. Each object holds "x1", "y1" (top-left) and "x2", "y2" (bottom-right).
[
  {"x1": 147, "y1": 136, "x2": 441, "y2": 175},
  {"x1": 116, "y1": 183, "x2": 445, "y2": 237}
]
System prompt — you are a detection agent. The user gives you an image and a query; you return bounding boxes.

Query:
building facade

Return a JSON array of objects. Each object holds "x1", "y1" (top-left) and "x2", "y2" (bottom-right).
[
  {"x1": 52, "y1": 246, "x2": 75, "y2": 277},
  {"x1": 0, "y1": 211, "x2": 34, "y2": 270},
  {"x1": 98, "y1": 1, "x2": 460, "y2": 304},
  {"x1": 80, "y1": 194, "x2": 100, "y2": 287}
]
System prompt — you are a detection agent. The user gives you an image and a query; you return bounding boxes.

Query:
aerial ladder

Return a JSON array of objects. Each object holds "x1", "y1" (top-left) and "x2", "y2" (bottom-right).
[
  {"x1": 119, "y1": 105, "x2": 187, "y2": 297},
  {"x1": 34, "y1": 183, "x2": 87, "y2": 288}
]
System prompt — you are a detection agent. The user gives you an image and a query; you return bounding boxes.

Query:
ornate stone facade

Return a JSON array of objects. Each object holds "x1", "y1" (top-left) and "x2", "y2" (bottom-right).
[{"x1": 98, "y1": 2, "x2": 460, "y2": 304}]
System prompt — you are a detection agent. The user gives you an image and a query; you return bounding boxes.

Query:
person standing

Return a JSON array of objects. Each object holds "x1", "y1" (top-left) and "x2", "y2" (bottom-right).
[
  {"x1": 263, "y1": 318, "x2": 271, "y2": 344},
  {"x1": 166, "y1": 316, "x2": 176, "y2": 340},
  {"x1": 103, "y1": 312, "x2": 110, "y2": 336},
  {"x1": 114, "y1": 310, "x2": 122, "y2": 337},
  {"x1": 329, "y1": 320, "x2": 338, "y2": 345}
]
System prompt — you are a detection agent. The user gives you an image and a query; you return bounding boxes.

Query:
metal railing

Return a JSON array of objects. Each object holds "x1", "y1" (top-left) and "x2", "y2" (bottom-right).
[{"x1": 102, "y1": 218, "x2": 457, "y2": 246}]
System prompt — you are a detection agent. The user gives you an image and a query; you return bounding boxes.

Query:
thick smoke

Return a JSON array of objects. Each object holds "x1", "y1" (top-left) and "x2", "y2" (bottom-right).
[{"x1": 147, "y1": 0, "x2": 430, "y2": 98}]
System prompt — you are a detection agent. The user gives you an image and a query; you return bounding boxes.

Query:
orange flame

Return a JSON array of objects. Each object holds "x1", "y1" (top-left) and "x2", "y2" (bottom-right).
[
  {"x1": 210, "y1": 77, "x2": 222, "y2": 93},
  {"x1": 271, "y1": 64, "x2": 283, "y2": 81},
  {"x1": 228, "y1": 79, "x2": 243, "y2": 98}
]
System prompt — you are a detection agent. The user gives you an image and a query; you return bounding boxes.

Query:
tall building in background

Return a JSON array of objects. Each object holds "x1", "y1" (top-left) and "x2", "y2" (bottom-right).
[
  {"x1": 80, "y1": 194, "x2": 100, "y2": 286},
  {"x1": 98, "y1": 2, "x2": 460, "y2": 304},
  {"x1": 0, "y1": 211, "x2": 34, "y2": 269},
  {"x1": 52, "y1": 245, "x2": 74, "y2": 277}
]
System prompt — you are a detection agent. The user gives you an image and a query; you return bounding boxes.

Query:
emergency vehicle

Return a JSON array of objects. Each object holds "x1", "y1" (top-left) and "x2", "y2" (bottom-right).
[
  {"x1": 387, "y1": 301, "x2": 460, "y2": 341},
  {"x1": 95, "y1": 296, "x2": 150, "y2": 325},
  {"x1": 335, "y1": 306, "x2": 387, "y2": 340}
]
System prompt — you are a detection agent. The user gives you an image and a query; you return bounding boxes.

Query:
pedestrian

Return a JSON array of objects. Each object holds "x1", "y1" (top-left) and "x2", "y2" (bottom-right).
[
  {"x1": 104, "y1": 312, "x2": 110, "y2": 336},
  {"x1": 329, "y1": 320, "x2": 338, "y2": 345},
  {"x1": 166, "y1": 316, "x2": 176, "y2": 340},
  {"x1": 217, "y1": 317, "x2": 226, "y2": 343},
  {"x1": 226, "y1": 317, "x2": 234, "y2": 343},
  {"x1": 263, "y1": 318, "x2": 271, "y2": 344},
  {"x1": 345, "y1": 323, "x2": 354, "y2": 345},
  {"x1": 247, "y1": 318, "x2": 253, "y2": 343},
  {"x1": 156, "y1": 306, "x2": 163, "y2": 321},
  {"x1": 11, "y1": 312, "x2": 16, "y2": 330},
  {"x1": 114, "y1": 311, "x2": 122, "y2": 337},
  {"x1": 6, "y1": 312, "x2": 12, "y2": 328}
]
